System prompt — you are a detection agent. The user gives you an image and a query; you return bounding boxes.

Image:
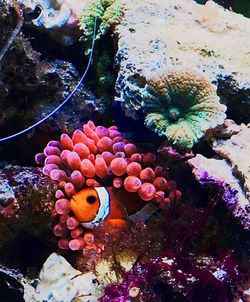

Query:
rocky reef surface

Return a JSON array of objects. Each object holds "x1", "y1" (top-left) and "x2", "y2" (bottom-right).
[
  {"x1": 0, "y1": 0, "x2": 249, "y2": 301},
  {"x1": 0, "y1": 166, "x2": 57, "y2": 272},
  {"x1": 188, "y1": 121, "x2": 250, "y2": 229},
  {"x1": 0, "y1": 0, "x2": 105, "y2": 163},
  {"x1": 115, "y1": 0, "x2": 250, "y2": 124},
  {"x1": 23, "y1": 253, "x2": 102, "y2": 302}
]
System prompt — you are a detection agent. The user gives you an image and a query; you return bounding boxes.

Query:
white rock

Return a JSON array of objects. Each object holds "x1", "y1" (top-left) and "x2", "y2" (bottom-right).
[{"x1": 23, "y1": 253, "x2": 102, "y2": 302}]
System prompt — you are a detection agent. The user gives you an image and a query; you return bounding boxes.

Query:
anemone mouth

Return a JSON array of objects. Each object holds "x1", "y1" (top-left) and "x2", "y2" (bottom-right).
[{"x1": 166, "y1": 107, "x2": 181, "y2": 122}]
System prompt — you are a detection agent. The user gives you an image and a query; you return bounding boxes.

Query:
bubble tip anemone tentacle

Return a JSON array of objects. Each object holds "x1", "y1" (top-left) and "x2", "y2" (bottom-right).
[{"x1": 36, "y1": 121, "x2": 182, "y2": 251}]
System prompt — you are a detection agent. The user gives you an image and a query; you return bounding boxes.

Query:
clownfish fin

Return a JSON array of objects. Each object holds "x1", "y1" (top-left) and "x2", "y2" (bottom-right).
[
  {"x1": 129, "y1": 202, "x2": 159, "y2": 222},
  {"x1": 106, "y1": 218, "x2": 127, "y2": 228}
]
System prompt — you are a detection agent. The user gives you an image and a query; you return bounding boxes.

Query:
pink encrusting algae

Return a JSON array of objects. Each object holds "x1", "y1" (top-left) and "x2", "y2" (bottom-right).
[{"x1": 35, "y1": 121, "x2": 181, "y2": 251}]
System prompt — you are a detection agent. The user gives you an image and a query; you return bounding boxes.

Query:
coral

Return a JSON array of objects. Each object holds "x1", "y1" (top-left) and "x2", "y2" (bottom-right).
[
  {"x1": 20, "y1": 0, "x2": 122, "y2": 46},
  {"x1": 115, "y1": 0, "x2": 250, "y2": 128},
  {"x1": 91, "y1": 46, "x2": 117, "y2": 104},
  {"x1": 158, "y1": 142, "x2": 194, "y2": 166},
  {"x1": 76, "y1": 215, "x2": 168, "y2": 282},
  {"x1": 79, "y1": 0, "x2": 123, "y2": 54},
  {"x1": 142, "y1": 68, "x2": 226, "y2": 148},
  {"x1": 0, "y1": 0, "x2": 18, "y2": 52},
  {"x1": 24, "y1": 188, "x2": 250, "y2": 301},
  {"x1": 36, "y1": 120, "x2": 181, "y2": 251},
  {"x1": 188, "y1": 154, "x2": 250, "y2": 230}
]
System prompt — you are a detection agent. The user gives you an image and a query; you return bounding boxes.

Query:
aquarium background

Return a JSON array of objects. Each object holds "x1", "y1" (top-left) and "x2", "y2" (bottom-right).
[{"x1": 0, "y1": 0, "x2": 249, "y2": 301}]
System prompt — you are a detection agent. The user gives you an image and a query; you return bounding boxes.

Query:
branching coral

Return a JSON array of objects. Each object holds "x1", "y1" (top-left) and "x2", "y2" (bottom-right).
[
  {"x1": 79, "y1": 0, "x2": 123, "y2": 54},
  {"x1": 35, "y1": 121, "x2": 181, "y2": 251},
  {"x1": 141, "y1": 68, "x2": 227, "y2": 149}
]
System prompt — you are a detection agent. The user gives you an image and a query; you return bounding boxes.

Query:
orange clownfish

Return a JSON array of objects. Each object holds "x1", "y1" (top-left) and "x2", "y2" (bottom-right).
[{"x1": 70, "y1": 187, "x2": 146, "y2": 229}]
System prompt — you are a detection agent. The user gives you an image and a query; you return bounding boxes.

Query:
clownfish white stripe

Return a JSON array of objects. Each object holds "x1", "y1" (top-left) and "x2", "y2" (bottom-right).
[{"x1": 81, "y1": 187, "x2": 111, "y2": 229}]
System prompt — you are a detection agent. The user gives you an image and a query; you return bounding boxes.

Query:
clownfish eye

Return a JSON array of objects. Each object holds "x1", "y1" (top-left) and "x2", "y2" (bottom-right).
[{"x1": 86, "y1": 195, "x2": 97, "y2": 204}]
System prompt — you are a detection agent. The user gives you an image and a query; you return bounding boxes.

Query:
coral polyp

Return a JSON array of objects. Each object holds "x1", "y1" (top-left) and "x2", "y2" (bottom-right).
[
  {"x1": 35, "y1": 121, "x2": 181, "y2": 251},
  {"x1": 142, "y1": 68, "x2": 227, "y2": 148}
]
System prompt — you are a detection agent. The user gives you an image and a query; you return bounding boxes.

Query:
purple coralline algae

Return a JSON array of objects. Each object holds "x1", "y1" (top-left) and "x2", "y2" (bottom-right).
[
  {"x1": 188, "y1": 121, "x2": 250, "y2": 229},
  {"x1": 100, "y1": 251, "x2": 244, "y2": 301}
]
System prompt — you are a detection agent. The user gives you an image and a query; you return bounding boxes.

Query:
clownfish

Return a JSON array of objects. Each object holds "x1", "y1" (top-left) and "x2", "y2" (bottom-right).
[{"x1": 70, "y1": 187, "x2": 146, "y2": 229}]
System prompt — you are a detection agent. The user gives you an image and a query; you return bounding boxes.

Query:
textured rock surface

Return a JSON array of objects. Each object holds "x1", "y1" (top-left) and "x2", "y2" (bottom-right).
[
  {"x1": 188, "y1": 122, "x2": 250, "y2": 229},
  {"x1": 0, "y1": 166, "x2": 57, "y2": 269},
  {"x1": 188, "y1": 154, "x2": 250, "y2": 229},
  {"x1": 23, "y1": 253, "x2": 102, "y2": 302},
  {"x1": 195, "y1": 0, "x2": 250, "y2": 18},
  {"x1": 0, "y1": 166, "x2": 56, "y2": 218},
  {"x1": 0, "y1": 265, "x2": 24, "y2": 302},
  {"x1": 115, "y1": 0, "x2": 250, "y2": 123},
  {"x1": 0, "y1": 1, "x2": 105, "y2": 163},
  {"x1": 20, "y1": 0, "x2": 86, "y2": 45},
  {"x1": 212, "y1": 123, "x2": 250, "y2": 200},
  {"x1": 99, "y1": 252, "x2": 246, "y2": 301},
  {"x1": 0, "y1": 1, "x2": 75, "y2": 132}
]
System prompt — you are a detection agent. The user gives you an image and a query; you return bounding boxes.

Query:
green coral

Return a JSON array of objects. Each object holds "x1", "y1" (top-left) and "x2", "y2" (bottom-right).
[
  {"x1": 94, "y1": 47, "x2": 116, "y2": 99},
  {"x1": 79, "y1": 0, "x2": 123, "y2": 54},
  {"x1": 142, "y1": 68, "x2": 227, "y2": 149}
]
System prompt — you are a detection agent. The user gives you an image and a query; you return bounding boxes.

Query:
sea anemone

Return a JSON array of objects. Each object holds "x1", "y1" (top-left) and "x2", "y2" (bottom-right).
[
  {"x1": 142, "y1": 68, "x2": 227, "y2": 149},
  {"x1": 35, "y1": 121, "x2": 181, "y2": 251}
]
